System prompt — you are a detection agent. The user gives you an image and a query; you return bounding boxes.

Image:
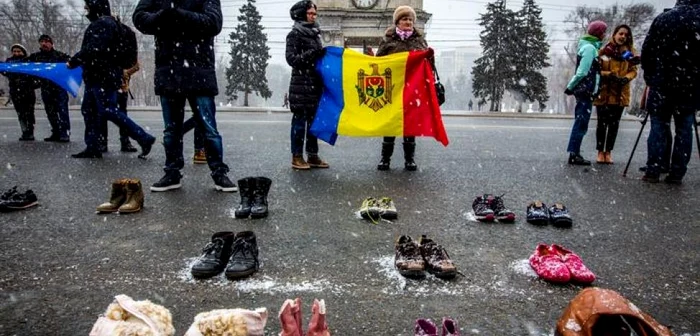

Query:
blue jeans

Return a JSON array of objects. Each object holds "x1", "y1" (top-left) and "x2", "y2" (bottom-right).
[
  {"x1": 182, "y1": 97, "x2": 205, "y2": 151},
  {"x1": 291, "y1": 112, "x2": 319, "y2": 155},
  {"x1": 81, "y1": 85, "x2": 154, "y2": 153},
  {"x1": 160, "y1": 95, "x2": 228, "y2": 174},
  {"x1": 646, "y1": 110, "x2": 695, "y2": 178},
  {"x1": 41, "y1": 89, "x2": 70, "y2": 137},
  {"x1": 567, "y1": 97, "x2": 593, "y2": 154}
]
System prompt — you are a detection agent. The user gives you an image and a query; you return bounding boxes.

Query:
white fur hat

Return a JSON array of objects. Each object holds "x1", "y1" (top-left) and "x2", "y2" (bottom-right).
[{"x1": 393, "y1": 5, "x2": 417, "y2": 25}]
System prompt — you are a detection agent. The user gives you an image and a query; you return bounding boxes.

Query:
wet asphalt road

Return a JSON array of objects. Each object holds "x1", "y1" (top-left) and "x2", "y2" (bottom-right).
[{"x1": 0, "y1": 109, "x2": 698, "y2": 335}]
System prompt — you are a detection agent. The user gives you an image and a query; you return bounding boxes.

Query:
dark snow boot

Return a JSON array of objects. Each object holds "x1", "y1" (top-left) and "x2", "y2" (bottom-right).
[
  {"x1": 234, "y1": 177, "x2": 256, "y2": 219},
  {"x1": 250, "y1": 177, "x2": 271, "y2": 219},
  {"x1": 403, "y1": 142, "x2": 417, "y2": 171},
  {"x1": 377, "y1": 142, "x2": 394, "y2": 171},
  {"x1": 225, "y1": 231, "x2": 259, "y2": 280}
]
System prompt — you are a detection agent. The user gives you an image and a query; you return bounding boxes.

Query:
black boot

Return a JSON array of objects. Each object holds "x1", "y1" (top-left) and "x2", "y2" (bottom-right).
[
  {"x1": 121, "y1": 140, "x2": 138, "y2": 153},
  {"x1": 190, "y1": 231, "x2": 235, "y2": 279},
  {"x1": 377, "y1": 142, "x2": 394, "y2": 171},
  {"x1": 234, "y1": 177, "x2": 256, "y2": 218},
  {"x1": 250, "y1": 177, "x2": 271, "y2": 219},
  {"x1": 403, "y1": 142, "x2": 417, "y2": 171},
  {"x1": 568, "y1": 153, "x2": 591, "y2": 166},
  {"x1": 225, "y1": 231, "x2": 259, "y2": 280}
]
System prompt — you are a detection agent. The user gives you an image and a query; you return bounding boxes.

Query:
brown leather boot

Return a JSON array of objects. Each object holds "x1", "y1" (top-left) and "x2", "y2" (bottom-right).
[
  {"x1": 604, "y1": 151, "x2": 613, "y2": 164},
  {"x1": 96, "y1": 179, "x2": 127, "y2": 213},
  {"x1": 596, "y1": 151, "x2": 606, "y2": 164},
  {"x1": 118, "y1": 179, "x2": 144, "y2": 213},
  {"x1": 307, "y1": 154, "x2": 329, "y2": 169},
  {"x1": 292, "y1": 154, "x2": 310, "y2": 170}
]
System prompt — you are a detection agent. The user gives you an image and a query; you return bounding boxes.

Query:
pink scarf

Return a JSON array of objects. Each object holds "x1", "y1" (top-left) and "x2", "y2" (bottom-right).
[{"x1": 396, "y1": 27, "x2": 413, "y2": 40}]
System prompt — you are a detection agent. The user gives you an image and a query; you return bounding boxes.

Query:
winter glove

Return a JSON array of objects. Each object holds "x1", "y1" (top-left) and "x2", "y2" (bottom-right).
[
  {"x1": 629, "y1": 55, "x2": 641, "y2": 65},
  {"x1": 564, "y1": 88, "x2": 574, "y2": 96}
]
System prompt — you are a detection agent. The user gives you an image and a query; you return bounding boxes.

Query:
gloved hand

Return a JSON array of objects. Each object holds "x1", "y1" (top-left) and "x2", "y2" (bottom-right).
[
  {"x1": 629, "y1": 55, "x2": 641, "y2": 65},
  {"x1": 564, "y1": 88, "x2": 574, "y2": 96},
  {"x1": 315, "y1": 48, "x2": 327, "y2": 60}
]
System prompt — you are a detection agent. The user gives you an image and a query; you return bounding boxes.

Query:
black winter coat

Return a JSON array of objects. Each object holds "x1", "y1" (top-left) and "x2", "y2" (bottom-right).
[
  {"x1": 2, "y1": 56, "x2": 36, "y2": 104},
  {"x1": 285, "y1": 22, "x2": 323, "y2": 114},
  {"x1": 133, "y1": 0, "x2": 222, "y2": 96},
  {"x1": 27, "y1": 49, "x2": 70, "y2": 94},
  {"x1": 642, "y1": 0, "x2": 700, "y2": 109},
  {"x1": 68, "y1": 0, "x2": 123, "y2": 91}
]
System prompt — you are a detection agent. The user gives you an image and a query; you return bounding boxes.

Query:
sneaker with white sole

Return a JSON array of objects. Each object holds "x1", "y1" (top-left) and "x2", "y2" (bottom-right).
[{"x1": 151, "y1": 171, "x2": 182, "y2": 192}]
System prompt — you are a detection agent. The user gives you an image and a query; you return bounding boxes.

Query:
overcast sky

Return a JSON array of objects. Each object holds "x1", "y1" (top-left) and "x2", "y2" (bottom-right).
[{"x1": 216, "y1": 0, "x2": 676, "y2": 65}]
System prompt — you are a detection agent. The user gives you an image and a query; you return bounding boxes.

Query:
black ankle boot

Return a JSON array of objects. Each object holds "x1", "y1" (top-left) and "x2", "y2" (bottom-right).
[
  {"x1": 250, "y1": 177, "x2": 271, "y2": 219},
  {"x1": 191, "y1": 231, "x2": 235, "y2": 279},
  {"x1": 234, "y1": 177, "x2": 256, "y2": 218},
  {"x1": 225, "y1": 231, "x2": 259, "y2": 280},
  {"x1": 403, "y1": 142, "x2": 417, "y2": 171},
  {"x1": 377, "y1": 141, "x2": 394, "y2": 171},
  {"x1": 568, "y1": 153, "x2": 591, "y2": 166}
]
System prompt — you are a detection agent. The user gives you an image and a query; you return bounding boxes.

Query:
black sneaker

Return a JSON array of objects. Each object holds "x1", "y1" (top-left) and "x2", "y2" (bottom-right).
[
  {"x1": 137, "y1": 136, "x2": 156, "y2": 159},
  {"x1": 548, "y1": 203, "x2": 573, "y2": 228},
  {"x1": 472, "y1": 195, "x2": 495, "y2": 222},
  {"x1": 490, "y1": 194, "x2": 516, "y2": 222},
  {"x1": 225, "y1": 231, "x2": 259, "y2": 280},
  {"x1": 0, "y1": 189, "x2": 38, "y2": 212},
  {"x1": 212, "y1": 173, "x2": 238, "y2": 192},
  {"x1": 568, "y1": 153, "x2": 591, "y2": 166},
  {"x1": 0, "y1": 186, "x2": 19, "y2": 201},
  {"x1": 526, "y1": 201, "x2": 549, "y2": 225},
  {"x1": 71, "y1": 149, "x2": 103, "y2": 159},
  {"x1": 664, "y1": 174, "x2": 683, "y2": 185},
  {"x1": 150, "y1": 171, "x2": 182, "y2": 192},
  {"x1": 191, "y1": 231, "x2": 235, "y2": 279}
]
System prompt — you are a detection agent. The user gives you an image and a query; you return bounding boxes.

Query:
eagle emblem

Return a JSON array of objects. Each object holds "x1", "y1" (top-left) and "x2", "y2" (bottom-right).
[{"x1": 356, "y1": 63, "x2": 393, "y2": 112}]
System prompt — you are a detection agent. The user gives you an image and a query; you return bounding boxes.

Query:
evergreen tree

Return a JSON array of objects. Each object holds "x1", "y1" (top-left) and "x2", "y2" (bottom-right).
[
  {"x1": 509, "y1": 0, "x2": 550, "y2": 111},
  {"x1": 471, "y1": 0, "x2": 518, "y2": 111},
  {"x1": 225, "y1": 0, "x2": 272, "y2": 106}
]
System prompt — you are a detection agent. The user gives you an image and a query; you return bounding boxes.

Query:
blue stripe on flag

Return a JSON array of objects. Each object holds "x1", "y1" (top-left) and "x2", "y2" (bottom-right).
[
  {"x1": 0, "y1": 62, "x2": 82, "y2": 97},
  {"x1": 310, "y1": 46, "x2": 345, "y2": 145}
]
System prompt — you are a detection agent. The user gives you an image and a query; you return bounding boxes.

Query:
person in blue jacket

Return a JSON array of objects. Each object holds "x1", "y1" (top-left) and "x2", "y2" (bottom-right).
[{"x1": 564, "y1": 21, "x2": 607, "y2": 166}]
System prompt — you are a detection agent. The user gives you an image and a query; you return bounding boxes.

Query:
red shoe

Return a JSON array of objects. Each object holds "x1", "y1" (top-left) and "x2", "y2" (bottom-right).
[
  {"x1": 550, "y1": 244, "x2": 596, "y2": 284},
  {"x1": 528, "y1": 243, "x2": 571, "y2": 283},
  {"x1": 279, "y1": 298, "x2": 303, "y2": 336},
  {"x1": 307, "y1": 299, "x2": 330, "y2": 336}
]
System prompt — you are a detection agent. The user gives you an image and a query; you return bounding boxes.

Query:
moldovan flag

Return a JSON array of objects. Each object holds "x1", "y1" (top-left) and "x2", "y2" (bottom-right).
[
  {"x1": 0, "y1": 62, "x2": 83, "y2": 97},
  {"x1": 310, "y1": 46, "x2": 448, "y2": 146}
]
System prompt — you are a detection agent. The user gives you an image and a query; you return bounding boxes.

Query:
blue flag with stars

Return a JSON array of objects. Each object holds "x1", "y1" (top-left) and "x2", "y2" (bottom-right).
[{"x1": 0, "y1": 62, "x2": 82, "y2": 97}]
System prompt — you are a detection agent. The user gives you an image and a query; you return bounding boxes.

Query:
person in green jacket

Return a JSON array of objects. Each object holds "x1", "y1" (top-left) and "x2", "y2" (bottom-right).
[{"x1": 564, "y1": 20, "x2": 607, "y2": 165}]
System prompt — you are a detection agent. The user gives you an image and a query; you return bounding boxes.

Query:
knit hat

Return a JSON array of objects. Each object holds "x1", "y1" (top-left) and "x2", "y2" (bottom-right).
[
  {"x1": 393, "y1": 5, "x2": 417, "y2": 25},
  {"x1": 10, "y1": 44, "x2": 28, "y2": 56},
  {"x1": 290, "y1": 0, "x2": 316, "y2": 22},
  {"x1": 587, "y1": 21, "x2": 608, "y2": 39},
  {"x1": 38, "y1": 34, "x2": 53, "y2": 44}
]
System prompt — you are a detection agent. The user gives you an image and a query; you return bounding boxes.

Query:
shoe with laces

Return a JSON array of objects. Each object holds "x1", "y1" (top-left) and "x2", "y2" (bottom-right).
[
  {"x1": 307, "y1": 154, "x2": 329, "y2": 168},
  {"x1": 151, "y1": 170, "x2": 182, "y2": 192},
  {"x1": 526, "y1": 201, "x2": 549, "y2": 225},
  {"x1": 471, "y1": 195, "x2": 495, "y2": 222},
  {"x1": 190, "y1": 232, "x2": 235, "y2": 279},
  {"x1": 193, "y1": 149, "x2": 207, "y2": 164},
  {"x1": 359, "y1": 197, "x2": 381, "y2": 220},
  {"x1": 0, "y1": 186, "x2": 19, "y2": 201},
  {"x1": 212, "y1": 172, "x2": 238, "y2": 192},
  {"x1": 394, "y1": 235, "x2": 425, "y2": 279},
  {"x1": 490, "y1": 194, "x2": 515, "y2": 222},
  {"x1": 548, "y1": 203, "x2": 573, "y2": 228},
  {"x1": 225, "y1": 231, "x2": 259, "y2": 280},
  {"x1": 568, "y1": 153, "x2": 591, "y2": 166},
  {"x1": 414, "y1": 318, "x2": 438, "y2": 336},
  {"x1": 0, "y1": 188, "x2": 38, "y2": 212},
  {"x1": 378, "y1": 197, "x2": 398, "y2": 219},
  {"x1": 419, "y1": 235, "x2": 457, "y2": 279}
]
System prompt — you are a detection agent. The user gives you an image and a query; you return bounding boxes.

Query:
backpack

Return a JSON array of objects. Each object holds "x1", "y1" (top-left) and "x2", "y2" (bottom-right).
[{"x1": 112, "y1": 17, "x2": 138, "y2": 69}]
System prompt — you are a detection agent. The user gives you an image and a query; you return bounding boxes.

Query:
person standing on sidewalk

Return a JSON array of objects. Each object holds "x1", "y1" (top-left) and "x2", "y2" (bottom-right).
[
  {"x1": 564, "y1": 21, "x2": 607, "y2": 166},
  {"x1": 2, "y1": 44, "x2": 37, "y2": 141},
  {"x1": 641, "y1": 0, "x2": 700, "y2": 184},
  {"x1": 593, "y1": 24, "x2": 639, "y2": 164},
  {"x1": 28, "y1": 35, "x2": 71, "y2": 142},
  {"x1": 285, "y1": 0, "x2": 330, "y2": 170},
  {"x1": 134, "y1": 0, "x2": 237, "y2": 192},
  {"x1": 68, "y1": 0, "x2": 156, "y2": 159}
]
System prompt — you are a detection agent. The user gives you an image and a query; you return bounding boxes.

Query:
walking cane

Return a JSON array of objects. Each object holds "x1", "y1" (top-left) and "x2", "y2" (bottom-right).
[{"x1": 623, "y1": 86, "x2": 649, "y2": 177}]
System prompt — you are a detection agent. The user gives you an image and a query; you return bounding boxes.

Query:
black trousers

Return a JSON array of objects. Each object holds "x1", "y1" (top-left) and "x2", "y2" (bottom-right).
[
  {"x1": 12, "y1": 94, "x2": 36, "y2": 134},
  {"x1": 595, "y1": 105, "x2": 624, "y2": 152}
]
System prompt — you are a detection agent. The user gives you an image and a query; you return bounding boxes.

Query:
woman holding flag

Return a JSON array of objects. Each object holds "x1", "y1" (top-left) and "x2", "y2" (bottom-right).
[{"x1": 376, "y1": 5, "x2": 429, "y2": 171}]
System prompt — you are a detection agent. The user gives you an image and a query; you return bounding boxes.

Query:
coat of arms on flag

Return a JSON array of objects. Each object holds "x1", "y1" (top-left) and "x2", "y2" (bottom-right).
[{"x1": 356, "y1": 64, "x2": 393, "y2": 112}]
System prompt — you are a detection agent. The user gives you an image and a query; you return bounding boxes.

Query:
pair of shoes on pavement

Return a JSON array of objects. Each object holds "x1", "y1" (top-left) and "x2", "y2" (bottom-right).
[
  {"x1": 568, "y1": 153, "x2": 591, "y2": 166},
  {"x1": 292, "y1": 154, "x2": 330, "y2": 170},
  {"x1": 529, "y1": 243, "x2": 595, "y2": 284},
  {"x1": 0, "y1": 186, "x2": 38, "y2": 212},
  {"x1": 395, "y1": 235, "x2": 457, "y2": 280},
  {"x1": 526, "y1": 201, "x2": 572, "y2": 227},
  {"x1": 279, "y1": 298, "x2": 330, "y2": 336},
  {"x1": 415, "y1": 317, "x2": 460, "y2": 336},
  {"x1": 471, "y1": 194, "x2": 515, "y2": 222},
  {"x1": 190, "y1": 231, "x2": 259, "y2": 280},
  {"x1": 151, "y1": 170, "x2": 238, "y2": 192},
  {"x1": 234, "y1": 177, "x2": 272, "y2": 219},
  {"x1": 595, "y1": 151, "x2": 614, "y2": 164},
  {"x1": 96, "y1": 179, "x2": 144, "y2": 214},
  {"x1": 359, "y1": 197, "x2": 397, "y2": 221}
]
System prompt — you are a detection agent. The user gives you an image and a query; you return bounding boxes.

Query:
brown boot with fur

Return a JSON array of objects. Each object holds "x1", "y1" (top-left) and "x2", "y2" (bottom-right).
[
  {"x1": 97, "y1": 179, "x2": 127, "y2": 213},
  {"x1": 118, "y1": 179, "x2": 144, "y2": 213},
  {"x1": 307, "y1": 154, "x2": 329, "y2": 169},
  {"x1": 292, "y1": 155, "x2": 310, "y2": 170}
]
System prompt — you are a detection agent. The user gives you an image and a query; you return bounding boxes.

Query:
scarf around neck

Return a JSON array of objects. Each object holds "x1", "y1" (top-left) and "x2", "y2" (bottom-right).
[
  {"x1": 396, "y1": 27, "x2": 414, "y2": 40},
  {"x1": 293, "y1": 21, "x2": 321, "y2": 37}
]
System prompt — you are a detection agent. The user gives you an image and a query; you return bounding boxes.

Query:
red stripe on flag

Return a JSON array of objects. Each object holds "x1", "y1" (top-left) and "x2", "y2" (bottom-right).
[{"x1": 402, "y1": 49, "x2": 449, "y2": 146}]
